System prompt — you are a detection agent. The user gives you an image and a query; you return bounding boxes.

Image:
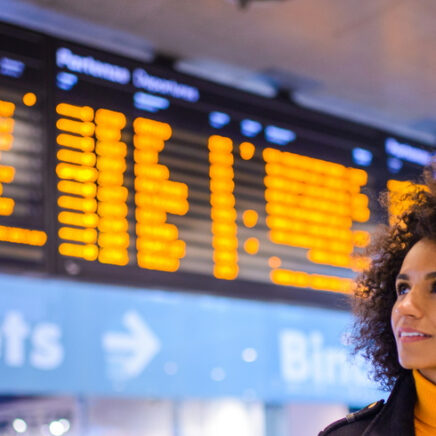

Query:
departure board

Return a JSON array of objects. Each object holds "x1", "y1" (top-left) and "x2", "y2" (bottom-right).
[
  {"x1": 0, "y1": 21, "x2": 434, "y2": 304},
  {"x1": 0, "y1": 24, "x2": 47, "y2": 267}
]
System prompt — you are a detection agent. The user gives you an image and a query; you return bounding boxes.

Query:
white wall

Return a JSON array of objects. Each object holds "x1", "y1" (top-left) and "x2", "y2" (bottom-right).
[
  {"x1": 178, "y1": 399, "x2": 265, "y2": 436},
  {"x1": 285, "y1": 403, "x2": 348, "y2": 436},
  {"x1": 85, "y1": 397, "x2": 174, "y2": 436}
]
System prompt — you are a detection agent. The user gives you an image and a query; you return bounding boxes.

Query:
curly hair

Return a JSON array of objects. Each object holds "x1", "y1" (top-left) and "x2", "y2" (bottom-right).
[{"x1": 352, "y1": 168, "x2": 436, "y2": 391}]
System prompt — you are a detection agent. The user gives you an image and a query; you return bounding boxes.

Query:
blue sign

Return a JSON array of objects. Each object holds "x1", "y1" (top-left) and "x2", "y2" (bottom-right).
[
  {"x1": 0, "y1": 273, "x2": 384, "y2": 405},
  {"x1": 56, "y1": 72, "x2": 78, "y2": 90},
  {"x1": 352, "y1": 147, "x2": 373, "y2": 167},
  {"x1": 133, "y1": 91, "x2": 170, "y2": 113},
  {"x1": 132, "y1": 68, "x2": 200, "y2": 103},
  {"x1": 209, "y1": 111, "x2": 231, "y2": 129},
  {"x1": 56, "y1": 47, "x2": 131, "y2": 85},
  {"x1": 385, "y1": 137, "x2": 432, "y2": 166},
  {"x1": 265, "y1": 125, "x2": 296, "y2": 145},
  {"x1": 241, "y1": 119, "x2": 262, "y2": 138},
  {"x1": 0, "y1": 57, "x2": 25, "y2": 78}
]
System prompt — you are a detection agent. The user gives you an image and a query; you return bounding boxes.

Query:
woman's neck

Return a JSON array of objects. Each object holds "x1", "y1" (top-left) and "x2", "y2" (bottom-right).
[{"x1": 418, "y1": 369, "x2": 436, "y2": 385}]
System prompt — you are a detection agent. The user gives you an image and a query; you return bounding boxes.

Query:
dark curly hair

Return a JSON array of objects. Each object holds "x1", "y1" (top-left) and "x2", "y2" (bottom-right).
[{"x1": 352, "y1": 168, "x2": 436, "y2": 391}]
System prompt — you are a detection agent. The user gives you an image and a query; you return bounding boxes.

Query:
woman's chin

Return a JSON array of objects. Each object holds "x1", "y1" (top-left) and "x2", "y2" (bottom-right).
[{"x1": 398, "y1": 356, "x2": 418, "y2": 370}]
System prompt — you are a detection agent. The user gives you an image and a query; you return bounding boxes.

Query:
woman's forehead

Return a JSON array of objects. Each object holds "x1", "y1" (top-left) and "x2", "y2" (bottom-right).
[{"x1": 399, "y1": 238, "x2": 436, "y2": 275}]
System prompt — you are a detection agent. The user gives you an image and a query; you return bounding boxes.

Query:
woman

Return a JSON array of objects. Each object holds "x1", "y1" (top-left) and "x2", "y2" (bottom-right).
[{"x1": 319, "y1": 170, "x2": 436, "y2": 436}]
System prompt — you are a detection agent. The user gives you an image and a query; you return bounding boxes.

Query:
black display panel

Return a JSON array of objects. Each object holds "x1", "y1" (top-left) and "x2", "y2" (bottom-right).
[
  {"x1": 0, "y1": 22, "x2": 434, "y2": 305},
  {"x1": 0, "y1": 24, "x2": 48, "y2": 267}
]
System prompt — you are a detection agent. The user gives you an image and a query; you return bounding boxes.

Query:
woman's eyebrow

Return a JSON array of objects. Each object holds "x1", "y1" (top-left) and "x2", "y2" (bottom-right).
[
  {"x1": 425, "y1": 272, "x2": 436, "y2": 279},
  {"x1": 396, "y1": 273, "x2": 409, "y2": 281}
]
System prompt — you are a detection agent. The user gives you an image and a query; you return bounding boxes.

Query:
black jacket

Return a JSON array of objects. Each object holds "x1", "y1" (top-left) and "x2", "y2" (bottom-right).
[{"x1": 319, "y1": 372, "x2": 416, "y2": 435}]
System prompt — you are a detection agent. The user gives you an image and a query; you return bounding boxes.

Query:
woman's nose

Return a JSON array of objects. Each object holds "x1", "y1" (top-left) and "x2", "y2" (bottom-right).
[{"x1": 396, "y1": 289, "x2": 424, "y2": 317}]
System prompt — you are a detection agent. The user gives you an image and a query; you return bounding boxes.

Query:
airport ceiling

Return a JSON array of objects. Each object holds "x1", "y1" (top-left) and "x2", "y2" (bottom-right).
[{"x1": 3, "y1": 0, "x2": 436, "y2": 143}]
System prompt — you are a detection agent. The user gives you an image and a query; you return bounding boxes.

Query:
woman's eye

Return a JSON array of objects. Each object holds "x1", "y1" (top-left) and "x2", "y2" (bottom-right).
[
  {"x1": 396, "y1": 283, "x2": 409, "y2": 295},
  {"x1": 431, "y1": 281, "x2": 436, "y2": 294}
]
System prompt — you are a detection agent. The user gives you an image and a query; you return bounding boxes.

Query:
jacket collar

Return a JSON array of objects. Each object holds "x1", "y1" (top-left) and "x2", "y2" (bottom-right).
[{"x1": 363, "y1": 372, "x2": 416, "y2": 436}]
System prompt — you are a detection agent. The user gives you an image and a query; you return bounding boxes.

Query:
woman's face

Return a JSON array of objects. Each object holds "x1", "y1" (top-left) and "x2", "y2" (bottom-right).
[{"x1": 391, "y1": 238, "x2": 436, "y2": 382}]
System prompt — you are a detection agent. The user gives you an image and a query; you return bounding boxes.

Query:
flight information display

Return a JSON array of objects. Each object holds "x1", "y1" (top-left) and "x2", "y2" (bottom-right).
[
  {"x1": 0, "y1": 24, "x2": 47, "y2": 267},
  {"x1": 0, "y1": 22, "x2": 434, "y2": 304}
]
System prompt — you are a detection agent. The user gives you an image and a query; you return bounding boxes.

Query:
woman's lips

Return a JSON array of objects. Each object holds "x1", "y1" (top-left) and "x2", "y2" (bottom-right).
[{"x1": 398, "y1": 329, "x2": 432, "y2": 343}]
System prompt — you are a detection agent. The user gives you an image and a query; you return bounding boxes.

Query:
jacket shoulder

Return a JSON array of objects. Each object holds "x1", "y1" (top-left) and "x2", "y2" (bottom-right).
[{"x1": 318, "y1": 400, "x2": 384, "y2": 436}]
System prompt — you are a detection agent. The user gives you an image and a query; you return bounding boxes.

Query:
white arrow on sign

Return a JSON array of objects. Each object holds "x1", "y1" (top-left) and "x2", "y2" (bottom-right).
[{"x1": 102, "y1": 310, "x2": 161, "y2": 381}]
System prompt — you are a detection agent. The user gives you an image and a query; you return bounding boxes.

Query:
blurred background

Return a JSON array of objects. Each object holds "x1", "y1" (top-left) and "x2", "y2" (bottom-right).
[{"x1": 0, "y1": 0, "x2": 434, "y2": 435}]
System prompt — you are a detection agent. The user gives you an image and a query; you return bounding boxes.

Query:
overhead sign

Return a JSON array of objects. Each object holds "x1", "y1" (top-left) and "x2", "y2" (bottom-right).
[
  {"x1": 0, "y1": 273, "x2": 384, "y2": 405},
  {"x1": 102, "y1": 310, "x2": 161, "y2": 381}
]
